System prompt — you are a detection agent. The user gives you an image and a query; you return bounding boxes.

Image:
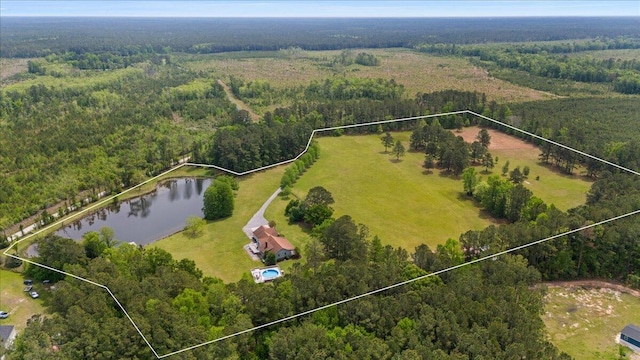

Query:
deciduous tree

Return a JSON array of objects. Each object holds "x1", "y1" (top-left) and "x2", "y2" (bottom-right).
[
  {"x1": 462, "y1": 167, "x2": 481, "y2": 196},
  {"x1": 184, "y1": 215, "x2": 205, "y2": 238},
  {"x1": 203, "y1": 180, "x2": 235, "y2": 220}
]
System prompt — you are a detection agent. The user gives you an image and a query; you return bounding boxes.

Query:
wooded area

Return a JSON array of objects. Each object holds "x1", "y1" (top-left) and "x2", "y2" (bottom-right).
[{"x1": 1, "y1": 16, "x2": 640, "y2": 360}]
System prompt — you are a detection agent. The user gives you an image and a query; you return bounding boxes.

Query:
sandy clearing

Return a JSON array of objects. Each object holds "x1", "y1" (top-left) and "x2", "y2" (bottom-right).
[{"x1": 455, "y1": 126, "x2": 539, "y2": 152}]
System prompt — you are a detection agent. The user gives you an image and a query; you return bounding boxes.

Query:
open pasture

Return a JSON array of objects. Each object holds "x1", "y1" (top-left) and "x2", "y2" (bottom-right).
[
  {"x1": 0, "y1": 269, "x2": 46, "y2": 332},
  {"x1": 266, "y1": 132, "x2": 497, "y2": 252},
  {"x1": 179, "y1": 48, "x2": 555, "y2": 103}
]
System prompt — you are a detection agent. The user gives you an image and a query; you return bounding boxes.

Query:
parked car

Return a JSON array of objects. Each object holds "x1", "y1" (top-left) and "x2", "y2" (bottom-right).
[
  {"x1": 0, "y1": 311, "x2": 8, "y2": 319},
  {"x1": 23, "y1": 279, "x2": 33, "y2": 286},
  {"x1": 30, "y1": 291, "x2": 39, "y2": 299},
  {"x1": 24, "y1": 285, "x2": 33, "y2": 292}
]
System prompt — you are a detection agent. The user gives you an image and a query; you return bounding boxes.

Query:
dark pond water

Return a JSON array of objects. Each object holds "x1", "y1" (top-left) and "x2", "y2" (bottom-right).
[{"x1": 55, "y1": 178, "x2": 212, "y2": 245}]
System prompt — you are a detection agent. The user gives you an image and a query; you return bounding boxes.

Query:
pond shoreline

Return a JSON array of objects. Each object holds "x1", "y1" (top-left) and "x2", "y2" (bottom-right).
[
  {"x1": 15, "y1": 173, "x2": 214, "y2": 257},
  {"x1": 54, "y1": 177, "x2": 214, "y2": 246}
]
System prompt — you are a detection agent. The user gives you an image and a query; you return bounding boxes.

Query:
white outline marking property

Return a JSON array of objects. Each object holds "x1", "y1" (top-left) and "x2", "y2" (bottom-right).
[{"x1": 4, "y1": 110, "x2": 639, "y2": 358}]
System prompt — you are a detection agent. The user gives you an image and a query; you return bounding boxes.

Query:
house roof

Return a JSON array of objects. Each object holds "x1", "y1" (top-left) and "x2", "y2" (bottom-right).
[
  {"x1": 253, "y1": 225, "x2": 294, "y2": 254},
  {"x1": 622, "y1": 324, "x2": 640, "y2": 340},
  {"x1": 259, "y1": 235, "x2": 295, "y2": 255},
  {"x1": 0, "y1": 325, "x2": 15, "y2": 342},
  {"x1": 252, "y1": 225, "x2": 278, "y2": 241}
]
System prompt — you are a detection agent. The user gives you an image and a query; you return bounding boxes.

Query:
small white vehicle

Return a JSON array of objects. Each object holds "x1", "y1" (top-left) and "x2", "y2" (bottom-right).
[{"x1": 30, "y1": 291, "x2": 39, "y2": 299}]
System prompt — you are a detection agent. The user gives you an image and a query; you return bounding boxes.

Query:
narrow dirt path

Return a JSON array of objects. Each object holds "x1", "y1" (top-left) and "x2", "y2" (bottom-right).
[
  {"x1": 541, "y1": 280, "x2": 640, "y2": 298},
  {"x1": 217, "y1": 79, "x2": 261, "y2": 122}
]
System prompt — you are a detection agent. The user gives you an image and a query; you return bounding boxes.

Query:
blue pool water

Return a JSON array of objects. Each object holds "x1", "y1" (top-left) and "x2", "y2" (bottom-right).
[{"x1": 262, "y1": 269, "x2": 281, "y2": 280}]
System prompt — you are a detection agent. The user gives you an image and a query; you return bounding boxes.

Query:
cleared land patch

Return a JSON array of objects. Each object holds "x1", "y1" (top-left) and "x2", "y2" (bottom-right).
[
  {"x1": 0, "y1": 58, "x2": 30, "y2": 84},
  {"x1": 543, "y1": 285, "x2": 640, "y2": 360},
  {"x1": 0, "y1": 269, "x2": 46, "y2": 332},
  {"x1": 180, "y1": 48, "x2": 555, "y2": 103},
  {"x1": 266, "y1": 132, "x2": 497, "y2": 252},
  {"x1": 456, "y1": 126, "x2": 593, "y2": 211},
  {"x1": 216, "y1": 79, "x2": 260, "y2": 121}
]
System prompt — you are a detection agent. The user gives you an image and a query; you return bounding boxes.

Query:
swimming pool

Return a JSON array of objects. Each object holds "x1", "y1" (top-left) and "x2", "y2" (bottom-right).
[
  {"x1": 262, "y1": 268, "x2": 281, "y2": 280},
  {"x1": 251, "y1": 266, "x2": 283, "y2": 283}
]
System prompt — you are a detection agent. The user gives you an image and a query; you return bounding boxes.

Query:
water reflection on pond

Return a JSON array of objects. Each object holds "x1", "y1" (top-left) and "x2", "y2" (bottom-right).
[{"x1": 55, "y1": 178, "x2": 212, "y2": 245}]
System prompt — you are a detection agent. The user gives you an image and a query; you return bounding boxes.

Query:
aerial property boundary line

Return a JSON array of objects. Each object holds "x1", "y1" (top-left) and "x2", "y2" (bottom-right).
[
  {"x1": 4, "y1": 110, "x2": 640, "y2": 358},
  {"x1": 157, "y1": 209, "x2": 640, "y2": 358},
  {"x1": 184, "y1": 110, "x2": 469, "y2": 175}
]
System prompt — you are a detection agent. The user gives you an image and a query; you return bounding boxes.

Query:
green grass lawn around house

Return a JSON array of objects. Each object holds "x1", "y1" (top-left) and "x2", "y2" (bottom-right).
[
  {"x1": 151, "y1": 165, "x2": 294, "y2": 283},
  {"x1": 543, "y1": 286, "x2": 640, "y2": 360},
  {"x1": 0, "y1": 269, "x2": 47, "y2": 333}
]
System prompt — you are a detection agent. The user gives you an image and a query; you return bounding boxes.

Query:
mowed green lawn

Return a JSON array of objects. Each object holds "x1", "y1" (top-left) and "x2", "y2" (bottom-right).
[
  {"x1": 267, "y1": 132, "x2": 497, "y2": 252},
  {"x1": 543, "y1": 286, "x2": 640, "y2": 359},
  {"x1": 0, "y1": 269, "x2": 46, "y2": 332},
  {"x1": 151, "y1": 166, "x2": 289, "y2": 283}
]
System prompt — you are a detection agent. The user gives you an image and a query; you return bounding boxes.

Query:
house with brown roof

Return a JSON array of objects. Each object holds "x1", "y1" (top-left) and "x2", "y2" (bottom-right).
[{"x1": 250, "y1": 225, "x2": 295, "y2": 261}]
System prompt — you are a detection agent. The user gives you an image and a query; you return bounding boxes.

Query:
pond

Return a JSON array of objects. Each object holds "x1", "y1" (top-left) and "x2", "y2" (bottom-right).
[{"x1": 55, "y1": 178, "x2": 212, "y2": 246}]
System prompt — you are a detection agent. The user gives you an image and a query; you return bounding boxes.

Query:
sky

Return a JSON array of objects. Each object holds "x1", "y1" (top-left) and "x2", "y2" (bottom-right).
[{"x1": 1, "y1": 1, "x2": 639, "y2": 17}]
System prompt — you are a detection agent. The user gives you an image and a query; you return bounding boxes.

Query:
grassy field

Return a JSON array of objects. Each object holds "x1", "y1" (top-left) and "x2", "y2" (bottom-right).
[
  {"x1": 266, "y1": 129, "x2": 594, "y2": 254},
  {"x1": 151, "y1": 165, "x2": 291, "y2": 283},
  {"x1": 0, "y1": 269, "x2": 46, "y2": 333},
  {"x1": 179, "y1": 48, "x2": 555, "y2": 104},
  {"x1": 266, "y1": 132, "x2": 498, "y2": 252},
  {"x1": 543, "y1": 286, "x2": 640, "y2": 359},
  {"x1": 1, "y1": 65, "x2": 143, "y2": 94},
  {"x1": 490, "y1": 148, "x2": 593, "y2": 211},
  {"x1": 456, "y1": 127, "x2": 594, "y2": 211}
]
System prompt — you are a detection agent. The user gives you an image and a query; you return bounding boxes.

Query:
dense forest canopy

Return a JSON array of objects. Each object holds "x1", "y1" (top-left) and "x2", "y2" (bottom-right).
[
  {"x1": 1, "y1": 15, "x2": 640, "y2": 359},
  {"x1": 2, "y1": 17, "x2": 639, "y2": 58}
]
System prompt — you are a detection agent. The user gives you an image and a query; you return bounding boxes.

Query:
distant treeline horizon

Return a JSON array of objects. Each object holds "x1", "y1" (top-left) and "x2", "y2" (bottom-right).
[{"x1": 2, "y1": 16, "x2": 639, "y2": 57}]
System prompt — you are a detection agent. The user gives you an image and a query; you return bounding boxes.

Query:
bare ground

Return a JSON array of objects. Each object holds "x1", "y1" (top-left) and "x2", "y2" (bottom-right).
[
  {"x1": 0, "y1": 58, "x2": 30, "y2": 84},
  {"x1": 542, "y1": 280, "x2": 640, "y2": 298},
  {"x1": 455, "y1": 126, "x2": 539, "y2": 151}
]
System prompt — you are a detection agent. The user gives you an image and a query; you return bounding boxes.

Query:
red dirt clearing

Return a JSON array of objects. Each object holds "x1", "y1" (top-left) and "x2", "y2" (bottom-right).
[{"x1": 454, "y1": 126, "x2": 539, "y2": 152}]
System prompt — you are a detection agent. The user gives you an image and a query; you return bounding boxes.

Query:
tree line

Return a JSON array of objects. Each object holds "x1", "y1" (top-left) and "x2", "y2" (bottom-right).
[
  {"x1": 4, "y1": 17, "x2": 639, "y2": 58},
  {"x1": 205, "y1": 80, "x2": 511, "y2": 173}
]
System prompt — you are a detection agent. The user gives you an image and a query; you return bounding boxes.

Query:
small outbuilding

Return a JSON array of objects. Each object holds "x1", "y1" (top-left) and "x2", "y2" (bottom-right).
[
  {"x1": 620, "y1": 324, "x2": 640, "y2": 353},
  {"x1": 0, "y1": 325, "x2": 17, "y2": 349}
]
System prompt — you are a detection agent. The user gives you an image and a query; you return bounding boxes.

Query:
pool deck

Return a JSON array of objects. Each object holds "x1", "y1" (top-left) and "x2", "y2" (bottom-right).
[{"x1": 251, "y1": 265, "x2": 283, "y2": 284}]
